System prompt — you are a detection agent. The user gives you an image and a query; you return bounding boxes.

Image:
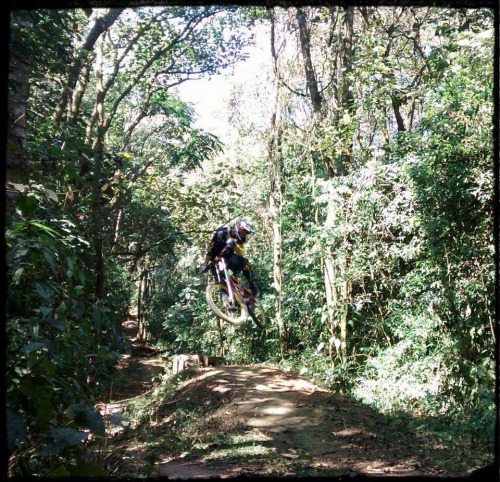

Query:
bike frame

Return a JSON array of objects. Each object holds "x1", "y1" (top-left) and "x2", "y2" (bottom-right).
[
  {"x1": 212, "y1": 257, "x2": 249, "y2": 305},
  {"x1": 206, "y1": 256, "x2": 265, "y2": 328}
]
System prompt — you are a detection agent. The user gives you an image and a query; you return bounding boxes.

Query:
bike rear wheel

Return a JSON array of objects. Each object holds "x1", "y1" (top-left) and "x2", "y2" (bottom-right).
[
  {"x1": 247, "y1": 298, "x2": 267, "y2": 329},
  {"x1": 206, "y1": 282, "x2": 248, "y2": 326}
]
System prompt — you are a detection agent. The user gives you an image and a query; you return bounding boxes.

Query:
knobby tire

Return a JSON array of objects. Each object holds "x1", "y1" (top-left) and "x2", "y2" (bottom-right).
[
  {"x1": 247, "y1": 298, "x2": 267, "y2": 329},
  {"x1": 206, "y1": 282, "x2": 248, "y2": 326}
]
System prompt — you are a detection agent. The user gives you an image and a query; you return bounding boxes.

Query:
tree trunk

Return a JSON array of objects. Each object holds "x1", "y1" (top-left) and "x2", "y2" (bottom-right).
[
  {"x1": 391, "y1": 95, "x2": 406, "y2": 132},
  {"x1": 322, "y1": 252, "x2": 337, "y2": 358},
  {"x1": 339, "y1": 6, "x2": 355, "y2": 173},
  {"x1": 137, "y1": 270, "x2": 149, "y2": 341},
  {"x1": 268, "y1": 112, "x2": 287, "y2": 358},
  {"x1": 322, "y1": 188, "x2": 351, "y2": 366},
  {"x1": 339, "y1": 257, "x2": 351, "y2": 364},
  {"x1": 7, "y1": 12, "x2": 31, "y2": 181},
  {"x1": 296, "y1": 7, "x2": 354, "y2": 362},
  {"x1": 52, "y1": 8, "x2": 124, "y2": 125},
  {"x1": 335, "y1": 6, "x2": 355, "y2": 361},
  {"x1": 90, "y1": 39, "x2": 107, "y2": 300},
  {"x1": 268, "y1": 13, "x2": 288, "y2": 358},
  {"x1": 296, "y1": 8, "x2": 323, "y2": 114}
]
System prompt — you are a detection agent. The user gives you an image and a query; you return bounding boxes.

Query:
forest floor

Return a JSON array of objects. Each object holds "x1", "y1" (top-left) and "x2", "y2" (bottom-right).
[{"x1": 95, "y1": 319, "x2": 488, "y2": 480}]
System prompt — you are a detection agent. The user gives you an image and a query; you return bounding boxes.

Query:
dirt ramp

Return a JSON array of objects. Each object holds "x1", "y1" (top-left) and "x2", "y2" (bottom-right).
[{"x1": 156, "y1": 365, "x2": 439, "y2": 478}]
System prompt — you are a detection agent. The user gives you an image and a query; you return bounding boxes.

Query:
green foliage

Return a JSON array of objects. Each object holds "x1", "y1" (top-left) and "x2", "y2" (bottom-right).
[
  {"x1": 10, "y1": 9, "x2": 75, "y2": 73},
  {"x1": 169, "y1": 130, "x2": 224, "y2": 169},
  {"x1": 7, "y1": 5, "x2": 495, "y2": 475},
  {"x1": 353, "y1": 315, "x2": 495, "y2": 471},
  {"x1": 257, "y1": 8, "x2": 495, "y2": 470},
  {"x1": 6, "y1": 185, "x2": 122, "y2": 477}
]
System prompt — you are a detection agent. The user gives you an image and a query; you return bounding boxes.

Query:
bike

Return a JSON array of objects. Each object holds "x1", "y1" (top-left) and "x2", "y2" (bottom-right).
[{"x1": 204, "y1": 256, "x2": 267, "y2": 329}]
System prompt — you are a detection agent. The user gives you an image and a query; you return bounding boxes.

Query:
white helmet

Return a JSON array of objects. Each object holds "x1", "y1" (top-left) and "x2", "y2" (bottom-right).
[{"x1": 233, "y1": 218, "x2": 254, "y2": 241}]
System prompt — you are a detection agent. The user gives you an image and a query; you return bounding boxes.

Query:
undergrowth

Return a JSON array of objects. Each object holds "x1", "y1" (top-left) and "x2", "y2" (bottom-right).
[
  {"x1": 92, "y1": 367, "x2": 250, "y2": 477},
  {"x1": 276, "y1": 349, "x2": 495, "y2": 474},
  {"x1": 92, "y1": 351, "x2": 495, "y2": 478}
]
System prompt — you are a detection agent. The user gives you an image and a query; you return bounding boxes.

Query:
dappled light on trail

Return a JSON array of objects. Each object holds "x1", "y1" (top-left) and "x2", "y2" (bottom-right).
[
  {"x1": 90, "y1": 320, "x2": 491, "y2": 479},
  {"x1": 151, "y1": 365, "x2": 459, "y2": 478}
]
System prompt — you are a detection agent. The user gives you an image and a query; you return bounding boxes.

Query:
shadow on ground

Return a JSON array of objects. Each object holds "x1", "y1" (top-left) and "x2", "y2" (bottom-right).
[{"x1": 95, "y1": 320, "x2": 493, "y2": 480}]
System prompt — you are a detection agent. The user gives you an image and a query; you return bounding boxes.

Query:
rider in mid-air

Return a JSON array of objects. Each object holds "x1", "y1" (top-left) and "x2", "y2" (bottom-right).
[{"x1": 200, "y1": 218, "x2": 259, "y2": 297}]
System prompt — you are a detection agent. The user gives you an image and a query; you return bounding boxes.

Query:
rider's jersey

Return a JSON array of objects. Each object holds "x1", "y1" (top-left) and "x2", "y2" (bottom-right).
[{"x1": 206, "y1": 226, "x2": 245, "y2": 259}]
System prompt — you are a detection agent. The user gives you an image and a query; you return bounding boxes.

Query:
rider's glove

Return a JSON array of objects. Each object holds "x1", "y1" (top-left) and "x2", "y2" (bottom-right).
[{"x1": 199, "y1": 263, "x2": 209, "y2": 274}]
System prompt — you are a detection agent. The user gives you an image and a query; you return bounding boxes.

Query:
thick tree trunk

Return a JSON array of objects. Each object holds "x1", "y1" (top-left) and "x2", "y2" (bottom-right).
[
  {"x1": 391, "y1": 95, "x2": 406, "y2": 132},
  {"x1": 7, "y1": 14, "x2": 31, "y2": 181}
]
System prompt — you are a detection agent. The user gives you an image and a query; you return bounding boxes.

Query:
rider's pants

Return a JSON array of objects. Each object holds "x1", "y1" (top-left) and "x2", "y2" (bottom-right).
[{"x1": 224, "y1": 254, "x2": 252, "y2": 281}]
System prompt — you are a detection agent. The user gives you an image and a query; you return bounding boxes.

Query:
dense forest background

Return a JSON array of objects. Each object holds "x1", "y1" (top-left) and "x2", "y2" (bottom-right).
[{"x1": 6, "y1": 5, "x2": 496, "y2": 477}]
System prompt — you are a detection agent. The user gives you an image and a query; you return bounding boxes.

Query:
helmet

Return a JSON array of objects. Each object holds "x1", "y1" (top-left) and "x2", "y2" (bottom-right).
[{"x1": 233, "y1": 218, "x2": 254, "y2": 242}]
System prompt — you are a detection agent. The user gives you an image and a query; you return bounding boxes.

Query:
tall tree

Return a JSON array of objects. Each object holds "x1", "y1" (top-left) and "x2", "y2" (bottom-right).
[
  {"x1": 293, "y1": 6, "x2": 356, "y2": 363},
  {"x1": 7, "y1": 11, "x2": 31, "y2": 180},
  {"x1": 27, "y1": 6, "x2": 253, "y2": 300},
  {"x1": 7, "y1": 10, "x2": 74, "y2": 181},
  {"x1": 267, "y1": 24, "x2": 287, "y2": 355},
  {"x1": 51, "y1": 8, "x2": 124, "y2": 126}
]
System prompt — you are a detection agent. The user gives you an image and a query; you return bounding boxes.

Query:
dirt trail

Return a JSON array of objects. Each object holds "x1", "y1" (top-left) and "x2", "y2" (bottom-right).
[
  {"x1": 154, "y1": 365, "x2": 435, "y2": 479},
  {"x1": 97, "y1": 321, "x2": 470, "y2": 479}
]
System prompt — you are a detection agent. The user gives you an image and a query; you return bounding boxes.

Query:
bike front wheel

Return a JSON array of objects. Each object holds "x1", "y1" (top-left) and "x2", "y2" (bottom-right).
[
  {"x1": 247, "y1": 298, "x2": 267, "y2": 329},
  {"x1": 206, "y1": 282, "x2": 248, "y2": 326}
]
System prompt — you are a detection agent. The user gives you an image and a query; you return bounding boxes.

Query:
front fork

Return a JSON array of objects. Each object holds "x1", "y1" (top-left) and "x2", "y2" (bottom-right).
[{"x1": 215, "y1": 258, "x2": 235, "y2": 304}]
